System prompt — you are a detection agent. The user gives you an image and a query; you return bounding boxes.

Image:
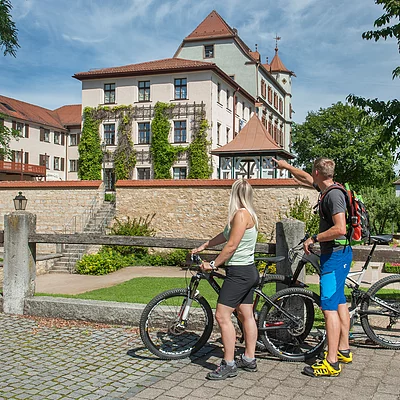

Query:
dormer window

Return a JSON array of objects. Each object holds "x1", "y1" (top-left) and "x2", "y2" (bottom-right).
[{"x1": 204, "y1": 45, "x2": 214, "y2": 58}]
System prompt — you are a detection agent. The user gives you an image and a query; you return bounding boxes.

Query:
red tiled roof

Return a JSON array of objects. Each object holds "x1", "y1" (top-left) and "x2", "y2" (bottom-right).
[
  {"x1": 266, "y1": 48, "x2": 295, "y2": 76},
  {"x1": 0, "y1": 180, "x2": 102, "y2": 188},
  {"x1": 211, "y1": 114, "x2": 292, "y2": 157},
  {"x1": 0, "y1": 95, "x2": 66, "y2": 130},
  {"x1": 54, "y1": 104, "x2": 82, "y2": 126},
  {"x1": 73, "y1": 58, "x2": 217, "y2": 80},
  {"x1": 73, "y1": 58, "x2": 256, "y2": 104},
  {"x1": 116, "y1": 178, "x2": 302, "y2": 188},
  {"x1": 184, "y1": 10, "x2": 236, "y2": 41},
  {"x1": 175, "y1": 11, "x2": 290, "y2": 94}
]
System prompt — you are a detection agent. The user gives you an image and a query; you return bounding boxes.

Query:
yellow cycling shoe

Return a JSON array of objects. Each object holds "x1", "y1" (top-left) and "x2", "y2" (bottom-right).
[
  {"x1": 323, "y1": 350, "x2": 353, "y2": 364},
  {"x1": 303, "y1": 358, "x2": 341, "y2": 377}
]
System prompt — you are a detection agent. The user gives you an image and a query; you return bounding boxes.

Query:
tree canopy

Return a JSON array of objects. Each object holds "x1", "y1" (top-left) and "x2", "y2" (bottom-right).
[
  {"x1": 347, "y1": 0, "x2": 399, "y2": 155},
  {"x1": 0, "y1": 113, "x2": 21, "y2": 159},
  {"x1": 291, "y1": 102, "x2": 396, "y2": 191},
  {"x1": 0, "y1": 0, "x2": 19, "y2": 57}
]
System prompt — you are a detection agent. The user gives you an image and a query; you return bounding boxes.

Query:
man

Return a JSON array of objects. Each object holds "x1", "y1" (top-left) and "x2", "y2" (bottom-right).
[{"x1": 274, "y1": 157, "x2": 353, "y2": 377}]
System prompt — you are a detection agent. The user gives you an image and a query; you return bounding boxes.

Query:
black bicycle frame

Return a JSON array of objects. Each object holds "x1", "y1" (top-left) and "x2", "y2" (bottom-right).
[{"x1": 185, "y1": 268, "x2": 304, "y2": 332}]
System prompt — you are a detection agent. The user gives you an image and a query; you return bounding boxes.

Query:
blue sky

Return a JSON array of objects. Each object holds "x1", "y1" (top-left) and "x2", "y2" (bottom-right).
[{"x1": 1, "y1": 0, "x2": 399, "y2": 124}]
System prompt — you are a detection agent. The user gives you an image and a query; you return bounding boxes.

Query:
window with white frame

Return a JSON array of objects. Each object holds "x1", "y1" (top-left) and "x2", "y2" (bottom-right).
[
  {"x1": 138, "y1": 81, "x2": 150, "y2": 102},
  {"x1": 12, "y1": 150, "x2": 22, "y2": 163},
  {"x1": 16, "y1": 122, "x2": 24, "y2": 132},
  {"x1": 138, "y1": 122, "x2": 151, "y2": 144},
  {"x1": 174, "y1": 78, "x2": 187, "y2": 100},
  {"x1": 226, "y1": 90, "x2": 231, "y2": 110},
  {"x1": 39, "y1": 154, "x2": 50, "y2": 169},
  {"x1": 173, "y1": 167, "x2": 187, "y2": 179},
  {"x1": 70, "y1": 133, "x2": 80, "y2": 146},
  {"x1": 104, "y1": 124, "x2": 115, "y2": 145},
  {"x1": 217, "y1": 83, "x2": 221, "y2": 103},
  {"x1": 104, "y1": 83, "x2": 115, "y2": 104},
  {"x1": 217, "y1": 122, "x2": 221, "y2": 145},
  {"x1": 137, "y1": 167, "x2": 151, "y2": 180},
  {"x1": 69, "y1": 159, "x2": 79, "y2": 172},
  {"x1": 54, "y1": 131, "x2": 60, "y2": 144},
  {"x1": 40, "y1": 128, "x2": 50, "y2": 142},
  {"x1": 54, "y1": 157, "x2": 60, "y2": 170},
  {"x1": 204, "y1": 44, "x2": 214, "y2": 58},
  {"x1": 174, "y1": 121, "x2": 187, "y2": 143}
]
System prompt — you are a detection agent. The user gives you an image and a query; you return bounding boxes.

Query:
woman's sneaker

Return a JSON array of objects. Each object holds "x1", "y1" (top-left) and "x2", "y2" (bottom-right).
[
  {"x1": 235, "y1": 354, "x2": 258, "y2": 372},
  {"x1": 323, "y1": 350, "x2": 353, "y2": 364},
  {"x1": 303, "y1": 359, "x2": 341, "y2": 377},
  {"x1": 206, "y1": 360, "x2": 238, "y2": 380}
]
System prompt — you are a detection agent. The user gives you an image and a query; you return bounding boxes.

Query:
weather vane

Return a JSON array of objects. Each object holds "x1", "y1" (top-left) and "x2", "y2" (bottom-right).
[{"x1": 274, "y1": 35, "x2": 281, "y2": 50}]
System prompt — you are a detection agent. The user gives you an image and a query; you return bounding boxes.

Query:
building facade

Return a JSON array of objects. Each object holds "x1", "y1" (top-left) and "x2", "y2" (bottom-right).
[
  {"x1": 1, "y1": 10, "x2": 294, "y2": 184},
  {"x1": 74, "y1": 58, "x2": 256, "y2": 182},
  {"x1": 0, "y1": 96, "x2": 82, "y2": 181}
]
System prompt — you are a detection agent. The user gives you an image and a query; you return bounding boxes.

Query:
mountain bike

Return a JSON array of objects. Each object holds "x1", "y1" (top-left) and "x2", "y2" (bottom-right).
[
  {"x1": 139, "y1": 255, "x2": 326, "y2": 361},
  {"x1": 264, "y1": 234, "x2": 400, "y2": 351}
]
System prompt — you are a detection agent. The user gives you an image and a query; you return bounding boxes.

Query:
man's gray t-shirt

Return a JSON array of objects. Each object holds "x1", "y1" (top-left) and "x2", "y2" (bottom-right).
[{"x1": 319, "y1": 187, "x2": 347, "y2": 254}]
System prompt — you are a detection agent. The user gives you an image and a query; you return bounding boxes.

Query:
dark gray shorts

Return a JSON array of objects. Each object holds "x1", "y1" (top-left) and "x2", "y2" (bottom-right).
[{"x1": 218, "y1": 264, "x2": 259, "y2": 308}]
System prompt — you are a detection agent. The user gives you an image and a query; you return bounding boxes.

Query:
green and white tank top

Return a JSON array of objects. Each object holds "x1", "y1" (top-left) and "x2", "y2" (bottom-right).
[{"x1": 223, "y1": 225, "x2": 257, "y2": 266}]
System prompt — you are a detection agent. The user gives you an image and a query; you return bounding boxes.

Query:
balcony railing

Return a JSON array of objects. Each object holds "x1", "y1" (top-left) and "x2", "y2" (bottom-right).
[{"x1": 0, "y1": 161, "x2": 46, "y2": 177}]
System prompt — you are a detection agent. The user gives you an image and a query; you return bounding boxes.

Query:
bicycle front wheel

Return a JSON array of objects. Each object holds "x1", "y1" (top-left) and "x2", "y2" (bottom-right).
[
  {"x1": 258, "y1": 287, "x2": 326, "y2": 362},
  {"x1": 360, "y1": 274, "x2": 400, "y2": 349},
  {"x1": 139, "y1": 288, "x2": 214, "y2": 359}
]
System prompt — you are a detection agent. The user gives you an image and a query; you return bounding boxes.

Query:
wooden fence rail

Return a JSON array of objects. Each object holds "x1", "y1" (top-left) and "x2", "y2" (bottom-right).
[
  {"x1": 28, "y1": 233, "x2": 400, "y2": 263},
  {"x1": 1, "y1": 230, "x2": 398, "y2": 263}
]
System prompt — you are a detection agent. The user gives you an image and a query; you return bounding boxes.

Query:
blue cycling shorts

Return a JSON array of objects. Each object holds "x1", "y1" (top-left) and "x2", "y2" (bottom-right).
[{"x1": 320, "y1": 246, "x2": 352, "y2": 311}]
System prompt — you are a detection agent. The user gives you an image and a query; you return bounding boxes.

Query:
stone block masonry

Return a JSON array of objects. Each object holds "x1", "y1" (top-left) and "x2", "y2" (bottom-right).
[
  {"x1": 116, "y1": 179, "x2": 318, "y2": 240},
  {"x1": 0, "y1": 180, "x2": 104, "y2": 254}
]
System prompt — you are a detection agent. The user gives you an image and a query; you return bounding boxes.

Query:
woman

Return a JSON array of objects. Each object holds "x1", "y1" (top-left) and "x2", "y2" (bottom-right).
[{"x1": 192, "y1": 179, "x2": 259, "y2": 380}]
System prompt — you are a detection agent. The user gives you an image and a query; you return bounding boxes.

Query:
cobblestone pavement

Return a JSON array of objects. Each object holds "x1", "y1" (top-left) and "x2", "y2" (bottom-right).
[{"x1": 1, "y1": 313, "x2": 400, "y2": 400}]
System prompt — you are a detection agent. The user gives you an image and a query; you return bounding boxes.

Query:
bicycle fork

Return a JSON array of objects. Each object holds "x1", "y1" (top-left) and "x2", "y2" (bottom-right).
[{"x1": 177, "y1": 277, "x2": 201, "y2": 328}]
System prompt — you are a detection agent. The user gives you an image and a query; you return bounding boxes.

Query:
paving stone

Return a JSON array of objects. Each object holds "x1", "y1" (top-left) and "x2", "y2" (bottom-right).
[{"x1": 1, "y1": 313, "x2": 400, "y2": 400}]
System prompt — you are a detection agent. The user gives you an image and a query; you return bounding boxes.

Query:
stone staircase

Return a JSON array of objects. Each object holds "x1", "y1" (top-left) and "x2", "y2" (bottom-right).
[{"x1": 50, "y1": 201, "x2": 116, "y2": 273}]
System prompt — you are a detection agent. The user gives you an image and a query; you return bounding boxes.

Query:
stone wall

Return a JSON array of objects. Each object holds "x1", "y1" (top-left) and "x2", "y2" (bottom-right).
[
  {"x1": 0, "y1": 181, "x2": 104, "y2": 253},
  {"x1": 116, "y1": 179, "x2": 319, "y2": 240}
]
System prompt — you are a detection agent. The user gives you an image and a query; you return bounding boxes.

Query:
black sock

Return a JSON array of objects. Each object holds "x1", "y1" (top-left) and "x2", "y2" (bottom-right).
[{"x1": 338, "y1": 349, "x2": 350, "y2": 356}]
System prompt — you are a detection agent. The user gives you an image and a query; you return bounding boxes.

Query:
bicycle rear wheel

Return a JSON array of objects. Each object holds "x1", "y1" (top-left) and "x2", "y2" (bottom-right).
[
  {"x1": 139, "y1": 288, "x2": 214, "y2": 359},
  {"x1": 360, "y1": 274, "x2": 400, "y2": 349},
  {"x1": 258, "y1": 287, "x2": 326, "y2": 362}
]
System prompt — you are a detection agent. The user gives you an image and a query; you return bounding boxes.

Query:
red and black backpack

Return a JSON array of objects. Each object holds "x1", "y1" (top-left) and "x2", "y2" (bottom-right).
[{"x1": 318, "y1": 182, "x2": 371, "y2": 245}]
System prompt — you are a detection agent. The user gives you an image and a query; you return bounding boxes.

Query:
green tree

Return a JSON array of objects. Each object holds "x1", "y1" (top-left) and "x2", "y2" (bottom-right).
[
  {"x1": 78, "y1": 107, "x2": 102, "y2": 180},
  {"x1": 0, "y1": 113, "x2": 21, "y2": 158},
  {"x1": 347, "y1": 0, "x2": 399, "y2": 155},
  {"x1": 362, "y1": 186, "x2": 400, "y2": 234},
  {"x1": 0, "y1": 0, "x2": 19, "y2": 57},
  {"x1": 291, "y1": 102, "x2": 396, "y2": 190}
]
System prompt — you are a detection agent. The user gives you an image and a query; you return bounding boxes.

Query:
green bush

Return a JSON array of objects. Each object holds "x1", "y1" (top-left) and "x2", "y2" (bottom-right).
[
  {"x1": 104, "y1": 193, "x2": 116, "y2": 202},
  {"x1": 135, "y1": 249, "x2": 188, "y2": 267},
  {"x1": 105, "y1": 214, "x2": 156, "y2": 256},
  {"x1": 284, "y1": 197, "x2": 319, "y2": 235},
  {"x1": 383, "y1": 262, "x2": 400, "y2": 273},
  {"x1": 76, "y1": 251, "x2": 126, "y2": 275}
]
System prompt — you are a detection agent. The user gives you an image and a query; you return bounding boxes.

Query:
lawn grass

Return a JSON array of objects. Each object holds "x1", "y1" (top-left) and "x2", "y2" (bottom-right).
[{"x1": 36, "y1": 276, "x2": 322, "y2": 308}]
